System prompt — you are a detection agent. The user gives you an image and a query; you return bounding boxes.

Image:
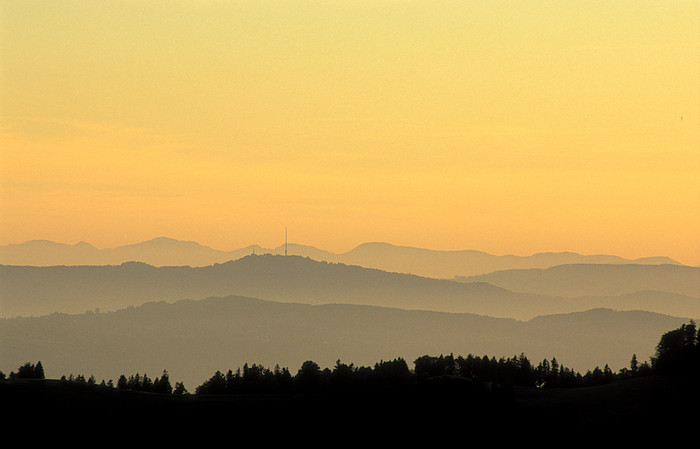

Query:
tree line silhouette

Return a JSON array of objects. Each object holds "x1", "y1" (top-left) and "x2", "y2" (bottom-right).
[
  {"x1": 2, "y1": 321, "x2": 698, "y2": 398},
  {"x1": 191, "y1": 352, "x2": 646, "y2": 397}
]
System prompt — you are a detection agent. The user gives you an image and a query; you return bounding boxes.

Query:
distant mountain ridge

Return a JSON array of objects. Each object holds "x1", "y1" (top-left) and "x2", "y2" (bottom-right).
[
  {"x1": 2, "y1": 254, "x2": 698, "y2": 321},
  {"x1": 0, "y1": 237, "x2": 682, "y2": 278},
  {"x1": 456, "y1": 263, "x2": 700, "y2": 298}
]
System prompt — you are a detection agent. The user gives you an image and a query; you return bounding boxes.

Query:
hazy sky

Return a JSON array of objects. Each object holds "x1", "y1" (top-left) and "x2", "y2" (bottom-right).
[{"x1": 1, "y1": 0, "x2": 699, "y2": 264}]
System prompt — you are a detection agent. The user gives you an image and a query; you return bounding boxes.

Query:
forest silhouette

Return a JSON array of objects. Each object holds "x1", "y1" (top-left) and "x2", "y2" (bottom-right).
[{"x1": 3, "y1": 321, "x2": 699, "y2": 439}]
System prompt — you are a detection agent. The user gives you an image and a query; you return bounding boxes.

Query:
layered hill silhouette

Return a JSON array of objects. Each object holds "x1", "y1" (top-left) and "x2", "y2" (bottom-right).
[
  {"x1": 2, "y1": 254, "x2": 698, "y2": 320},
  {"x1": 3, "y1": 239, "x2": 697, "y2": 431},
  {"x1": 0, "y1": 238, "x2": 681, "y2": 278},
  {"x1": 456, "y1": 263, "x2": 700, "y2": 298},
  {"x1": 336, "y1": 242, "x2": 680, "y2": 278},
  {"x1": 0, "y1": 295, "x2": 688, "y2": 390}
]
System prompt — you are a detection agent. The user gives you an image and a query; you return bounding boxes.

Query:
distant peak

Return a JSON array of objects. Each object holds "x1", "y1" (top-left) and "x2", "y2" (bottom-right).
[
  {"x1": 129, "y1": 237, "x2": 207, "y2": 248},
  {"x1": 21, "y1": 239, "x2": 66, "y2": 245},
  {"x1": 145, "y1": 237, "x2": 184, "y2": 243},
  {"x1": 356, "y1": 242, "x2": 395, "y2": 247},
  {"x1": 348, "y1": 242, "x2": 407, "y2": 251},
  {"x1": 119, "y1": 261, "x2": 154, "y2": 267}
]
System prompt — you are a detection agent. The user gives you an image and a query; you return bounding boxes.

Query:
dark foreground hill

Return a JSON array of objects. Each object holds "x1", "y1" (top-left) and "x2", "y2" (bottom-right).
[
  {"x1": 2, "y1": 374, "x2": 697, "y2": 442},
  {"x1": 2, "y1": 254, "x2": 698, "y2": 320},
  {"x1": 0, "y1": 295, "x2": 688, "y2": 390}
]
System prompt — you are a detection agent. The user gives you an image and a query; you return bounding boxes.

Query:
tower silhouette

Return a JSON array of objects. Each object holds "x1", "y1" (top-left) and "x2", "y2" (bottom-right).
[{"x1": 285, "y1": 227, "x2": 288, "y2": 256}]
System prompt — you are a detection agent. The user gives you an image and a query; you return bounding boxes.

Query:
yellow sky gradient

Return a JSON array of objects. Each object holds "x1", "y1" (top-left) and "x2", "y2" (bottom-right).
[{"x1": 1, "y1": 0, "x2": 699, "y2": 265}]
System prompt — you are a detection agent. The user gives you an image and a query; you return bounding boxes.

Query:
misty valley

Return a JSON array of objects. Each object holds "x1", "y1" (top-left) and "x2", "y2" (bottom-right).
[{"x1": 1, "y1": 239, "x2": 699, "y2": 438}]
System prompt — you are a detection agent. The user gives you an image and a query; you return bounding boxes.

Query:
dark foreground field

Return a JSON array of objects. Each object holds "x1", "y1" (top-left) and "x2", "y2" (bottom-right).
[{"x1": 2, "y1": 375, "x2": 697, "y2": 443}]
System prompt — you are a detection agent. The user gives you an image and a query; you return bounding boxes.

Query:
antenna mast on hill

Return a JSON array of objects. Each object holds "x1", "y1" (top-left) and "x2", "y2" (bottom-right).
[{"x1": 285, "y1": 227, "x2": 288, "y2": 256}]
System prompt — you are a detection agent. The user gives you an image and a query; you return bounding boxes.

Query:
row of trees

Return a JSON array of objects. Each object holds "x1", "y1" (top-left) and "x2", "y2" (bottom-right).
[
  {"x1": 195, "y1": 320, "x2": 699, "y2": 395},
  {"x1": 0, "y1": 354, "x2": 652, "y2": 397},
  {"x1": 114, "y1": 371, "x2": 188, "y2": 395},
  {"x1": 58, "y1": 370, "x2": 188, "y2": 395},
  {"x1": 3, "y1": 321, "x2": 697, "y2": 396},
  {"x1": 0, "y1": 364, "x2": 189, "y2": 395},
  {"x1": 193, "y1": 352, "x2": 648, "y2": 396},
  {"x1": 4, "y1": 361, "x2": 45, "y2": 380}
]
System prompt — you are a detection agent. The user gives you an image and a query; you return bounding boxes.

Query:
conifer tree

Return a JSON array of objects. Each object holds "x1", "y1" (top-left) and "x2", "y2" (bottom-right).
[
  {"x1": 630, "y1": 354, "x2": 639, "y2": 375},
  {"x1": 117, "y1": 375, "x2": 128, "y2": 390},
  {"x1": 35, "y1": 361, "x2": 45, "y2": 379},
  {"x1": 173, "y1": 382, "x2": 188, "y2": 395}
]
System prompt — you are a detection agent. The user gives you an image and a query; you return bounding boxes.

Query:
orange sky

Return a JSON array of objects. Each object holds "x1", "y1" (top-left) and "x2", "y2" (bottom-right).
[{"x1": 1, "y1": 0, "x2": 699, "y2": 265}]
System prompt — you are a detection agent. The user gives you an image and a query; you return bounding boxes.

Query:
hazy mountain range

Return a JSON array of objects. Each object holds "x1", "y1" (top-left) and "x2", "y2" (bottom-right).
[
  {"x1": 2, "y1": 254, "x2": 698, "y2": 320},
  {"x1": 0, "y1": 295, "x2": 688, "y2": 390},
  {"x1": 456, "y1": 263, "x2": 700, "y2": 298},
  {"x1": 0, "y1": 237, "x2": 682, "y2": 278},
  {"x1": 2, "y1": 237, "x2": 697, "y2": 390}
]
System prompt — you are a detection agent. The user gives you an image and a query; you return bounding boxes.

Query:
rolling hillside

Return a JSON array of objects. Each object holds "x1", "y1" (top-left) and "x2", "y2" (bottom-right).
[
  {"x1": 0, "y1": 295, "x2": 688, "y2": 390},
  {"x1": 2, "y1": 254, "x2": 698, "y2": 320},
  {"x1": 455, "y1": 263, "x2": 700, "y2": 298}
]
